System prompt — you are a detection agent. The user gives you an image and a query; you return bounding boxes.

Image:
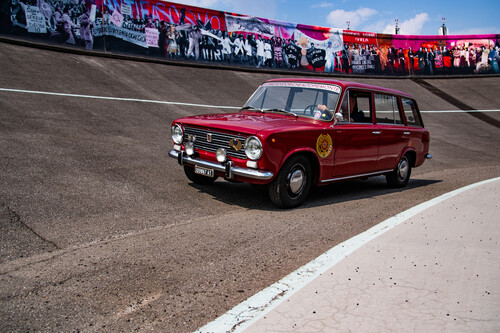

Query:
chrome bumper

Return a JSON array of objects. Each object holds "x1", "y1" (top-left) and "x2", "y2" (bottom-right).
[{"x1": 169, "y1": 149, "x2": 274, "y2": 181}]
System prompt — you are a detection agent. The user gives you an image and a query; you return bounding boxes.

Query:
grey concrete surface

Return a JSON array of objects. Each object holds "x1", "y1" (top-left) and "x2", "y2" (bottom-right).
[
  {"x1": 0, "y1": 41, "x2": 499, "y2": 332},
  {"x1": 241, "y1": 178, "x2": 500, "y2": 332}
]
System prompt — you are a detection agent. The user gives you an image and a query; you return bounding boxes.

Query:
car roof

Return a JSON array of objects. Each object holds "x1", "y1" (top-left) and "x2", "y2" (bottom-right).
[{"x1": 265, "y1": 78, "x2": 415, "y2": 99}]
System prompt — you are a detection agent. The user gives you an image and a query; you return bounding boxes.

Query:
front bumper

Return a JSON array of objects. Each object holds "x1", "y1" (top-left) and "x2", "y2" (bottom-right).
[{"x1": 169, "y1": 149, "x2": 274, "y2": 181}]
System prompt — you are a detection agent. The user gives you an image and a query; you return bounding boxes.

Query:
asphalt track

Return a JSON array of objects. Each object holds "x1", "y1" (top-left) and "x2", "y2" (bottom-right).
[{"x1": 1, "y1": 41, "x2": 499, "y2": 332}]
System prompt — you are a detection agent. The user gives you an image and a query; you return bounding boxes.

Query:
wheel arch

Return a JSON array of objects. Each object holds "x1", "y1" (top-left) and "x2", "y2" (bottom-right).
[
  {"x1": 401, "y1": 148, "x2": 416, "y2": 167},
  {"x1": 281, "y1": 148, "x2": 321, "y2": 185}
]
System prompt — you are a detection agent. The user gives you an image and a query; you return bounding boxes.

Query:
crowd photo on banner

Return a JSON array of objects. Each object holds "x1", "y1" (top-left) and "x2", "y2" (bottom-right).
[{"x1": 2, "y1": 0, "x2": 500, "y2": 76}]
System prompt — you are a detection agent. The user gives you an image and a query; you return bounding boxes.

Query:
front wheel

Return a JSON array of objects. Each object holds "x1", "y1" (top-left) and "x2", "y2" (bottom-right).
[
  {"x1": 386, "y1": 155, "x2": 412, "y2": 188},
  {"x1": 184, "y1": 166, "x2": 218, "y2": 185},
  {"x1": 268, "y1": 155, "x2": 312, "y2": 208}
]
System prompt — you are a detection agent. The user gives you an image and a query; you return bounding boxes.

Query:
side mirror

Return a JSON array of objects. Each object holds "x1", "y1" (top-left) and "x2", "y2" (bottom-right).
[{"x1": 334, "y1": 112, "x2": 344, "y2": 122}]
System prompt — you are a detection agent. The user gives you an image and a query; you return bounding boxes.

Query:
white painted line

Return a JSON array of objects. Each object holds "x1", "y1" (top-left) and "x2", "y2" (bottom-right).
[
  {"x1": 1, "y1": 87, "x2": 499, "y2": 113},
  {"x1": 0, "y1": 88, "x2": 241, "y2": 110},
  {"x1": 420, "y1": 110, "x2": 500, "y2": 113},
  {"x1": 196, "y1": 177, "x2": 500, "y2": 333}
]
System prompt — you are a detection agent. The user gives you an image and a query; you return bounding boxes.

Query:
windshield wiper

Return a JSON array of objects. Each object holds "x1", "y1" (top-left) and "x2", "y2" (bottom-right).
[
  {"x1": 240, "y1": 106, "x2": 264, "y2": 113},
  {"x1": 263, "y1": 109, "x2": 298, "y2": 117}
]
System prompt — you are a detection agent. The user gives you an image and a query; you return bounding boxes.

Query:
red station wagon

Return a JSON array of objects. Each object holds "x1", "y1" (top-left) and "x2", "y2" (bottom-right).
[{"x1": 169, "y1": 79, "x2": 431, "y2": 208}]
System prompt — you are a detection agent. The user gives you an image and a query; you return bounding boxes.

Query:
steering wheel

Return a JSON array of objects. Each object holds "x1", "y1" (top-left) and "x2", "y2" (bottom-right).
[{"x1": 304, "y1": 104, "x2": 318, "y2": 115}]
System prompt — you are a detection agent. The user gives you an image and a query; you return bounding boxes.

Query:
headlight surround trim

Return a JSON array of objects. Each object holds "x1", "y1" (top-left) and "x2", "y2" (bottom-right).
[
  {"x1": 245, "y1": 136, "x2": 263, "y2": 160},
  {"x1": 171, "y1": 124, "x2": 184, "y2": 144}
]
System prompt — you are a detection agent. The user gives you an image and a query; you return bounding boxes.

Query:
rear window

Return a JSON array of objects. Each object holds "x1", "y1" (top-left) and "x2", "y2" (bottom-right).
[{"x1": 402, "y1": 98, "x2": 422, "y2": 127}]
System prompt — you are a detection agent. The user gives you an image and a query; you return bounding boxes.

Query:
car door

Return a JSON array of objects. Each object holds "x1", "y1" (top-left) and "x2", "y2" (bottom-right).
[
  {"x1": 332, "y1": 90, "x2": 379, "y2": 177},
  {"x1": 401, "y1": 97, "x2": 428, "y2": 167},
  {"x1": 374, "y1": 93, "x2": 408, "y2": 171}
]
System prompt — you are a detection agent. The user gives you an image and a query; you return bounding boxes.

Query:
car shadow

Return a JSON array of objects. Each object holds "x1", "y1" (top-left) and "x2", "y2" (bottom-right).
[{"x1": 187, "y1": 176, "x2": 442, "y2": 211}]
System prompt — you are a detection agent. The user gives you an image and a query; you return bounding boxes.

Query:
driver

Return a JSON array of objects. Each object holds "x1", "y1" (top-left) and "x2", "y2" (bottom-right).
[{"x1": 315, "y1": 104, "x2": 334, "y2": 121}]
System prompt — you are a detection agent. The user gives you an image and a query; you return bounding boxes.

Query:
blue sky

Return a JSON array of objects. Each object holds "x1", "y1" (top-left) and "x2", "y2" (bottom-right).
[{"x1": 168, "y1": 0, "x2": 500, "y2": 36}]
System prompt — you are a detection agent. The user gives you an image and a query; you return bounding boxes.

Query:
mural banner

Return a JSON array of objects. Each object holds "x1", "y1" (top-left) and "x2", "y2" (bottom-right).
[
  {"x1": 1, "y1": 0, "x2": 499, "y2": 75},
  {"x1": 225, "y1": 14, "x2": 274, "y2": 37},
  {"x1": 24, "y1": 4, "x2": 48, "y2": 34}
]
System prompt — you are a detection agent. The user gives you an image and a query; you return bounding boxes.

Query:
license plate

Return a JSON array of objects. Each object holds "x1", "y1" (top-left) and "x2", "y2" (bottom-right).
[{"x1": 194, "y1": 166, "x2": 214, "y2": 177}]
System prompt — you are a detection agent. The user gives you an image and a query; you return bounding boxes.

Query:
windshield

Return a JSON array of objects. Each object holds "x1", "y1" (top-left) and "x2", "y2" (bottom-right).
[{"x1": 242, "y1": 82, "x2": 342, "y2": 122}]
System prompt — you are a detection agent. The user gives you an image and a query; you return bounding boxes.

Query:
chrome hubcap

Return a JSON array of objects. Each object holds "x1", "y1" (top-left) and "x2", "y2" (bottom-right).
[
  {"x1": 288, "y1": 168, "x2": 305, "y2": 195},
  {"x1": 398, "y1": 158, "x2": 409, "y2": 181}
]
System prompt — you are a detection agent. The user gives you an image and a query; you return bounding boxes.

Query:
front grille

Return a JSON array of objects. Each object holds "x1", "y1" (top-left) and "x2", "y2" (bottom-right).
[{"x1": 183, "y1": 126, "x2": 248, "y2": 160}]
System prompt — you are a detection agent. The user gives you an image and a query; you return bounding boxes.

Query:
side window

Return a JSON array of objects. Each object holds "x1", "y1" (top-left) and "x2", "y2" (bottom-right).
[
  {"x1": 338, "y1": 90, "x2": 372, "y2": 123},
  {"x1": 351, "y1": 92, "x2": 372, "y2": 123},
  {"x1": 402, "y1": 98, "x2": 422, "y2": 127},
  {"x1": 375, "y1": 94, "x2": 402, "y2": 124}
]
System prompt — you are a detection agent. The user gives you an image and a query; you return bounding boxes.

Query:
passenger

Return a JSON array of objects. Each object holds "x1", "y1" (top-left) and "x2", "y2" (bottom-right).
[{"x1": 349, "y1": 97, "x2": 365, "y2": 122}]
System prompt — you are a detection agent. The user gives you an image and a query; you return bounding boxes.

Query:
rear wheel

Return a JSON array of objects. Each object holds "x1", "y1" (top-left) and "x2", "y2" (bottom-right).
[
  {"x1": 386, "y1": 155, "x2": 412, "y2": 188},
  {"x1": 268, "y1": 155, "x2": 312, "y2": 208},
  {"x1": 184, "y1": 166, "x2": 218, "y2": 185}
]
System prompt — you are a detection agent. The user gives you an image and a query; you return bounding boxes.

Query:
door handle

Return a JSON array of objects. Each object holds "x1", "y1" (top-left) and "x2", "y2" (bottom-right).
[
  {"x1": 372, "y1": 131, "x2": 381, "y2": 135},
  {"x1": 403, "y1": 131, "x2": 411, "y2": 135}
]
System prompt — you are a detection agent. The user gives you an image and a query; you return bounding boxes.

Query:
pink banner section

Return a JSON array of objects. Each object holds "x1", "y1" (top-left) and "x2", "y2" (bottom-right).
[
  {"x1": 94, "y1": 0, "x2": 226, "y2": 30},
  {"x1": 5, "y1": 0, "x2": 500, "y2": 75}
]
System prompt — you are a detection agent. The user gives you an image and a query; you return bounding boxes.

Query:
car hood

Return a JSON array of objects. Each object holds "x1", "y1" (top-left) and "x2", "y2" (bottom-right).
[{"x1": 175, "y1": 111, "x2": 325, "y2": 136}]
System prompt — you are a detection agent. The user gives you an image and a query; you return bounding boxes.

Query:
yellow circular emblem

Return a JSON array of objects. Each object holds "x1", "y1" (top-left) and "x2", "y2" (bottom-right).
[{"x1": 316, "y1": 134, "x2": 333, "y2": 158}]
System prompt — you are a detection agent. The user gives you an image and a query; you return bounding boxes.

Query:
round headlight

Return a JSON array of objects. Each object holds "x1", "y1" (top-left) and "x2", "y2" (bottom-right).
[
  {"x1": 171, "y1": 124, "x2": 184, "y2": 144},
  {"x1": 216, "y1": 148, "x2": 227, "y2": 163},
  {"x1": 185, "y1": 141, "x2": 195, "y2": 156},
  {"x1": 245, "y1": 136, "x2": 263, "y2": 160}
]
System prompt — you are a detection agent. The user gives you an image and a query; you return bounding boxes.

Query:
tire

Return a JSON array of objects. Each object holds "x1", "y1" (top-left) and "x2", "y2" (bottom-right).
[
  {"x1": 268, "y1": 155, "x2": 312, "y2": 208},
  {"x1": 386, "y1": 155, "x2": 412, "y2": 188},
  {"x1": 184, "y1": 166, "x2": 218, "y2": 185}
]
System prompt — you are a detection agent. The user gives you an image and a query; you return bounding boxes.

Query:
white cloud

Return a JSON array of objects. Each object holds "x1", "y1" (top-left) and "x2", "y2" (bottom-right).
[
  {"x1": 452, "y1": 26, "x2": 499, "y2": 35},
  {"x1": 234, "y1": 0, "x2": 278, "y2": 18},
  {"x1": 326, "y1": 8, "x2": 377, "y2": 30},
  {"x1": 312, "y1": 2, "x2": 334, "y2": 8},
  {"x1": 383, "y1": 13, "x2": 429, "y2": 35},
  {"x1": 363, "y1": 20, "x2": 390, "y2": 34}
]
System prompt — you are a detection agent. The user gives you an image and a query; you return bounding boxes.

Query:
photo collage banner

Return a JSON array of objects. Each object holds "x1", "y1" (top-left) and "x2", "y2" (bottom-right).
[{"x1": 2, "y1": 0, "x2": 499, "y2": 76}]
